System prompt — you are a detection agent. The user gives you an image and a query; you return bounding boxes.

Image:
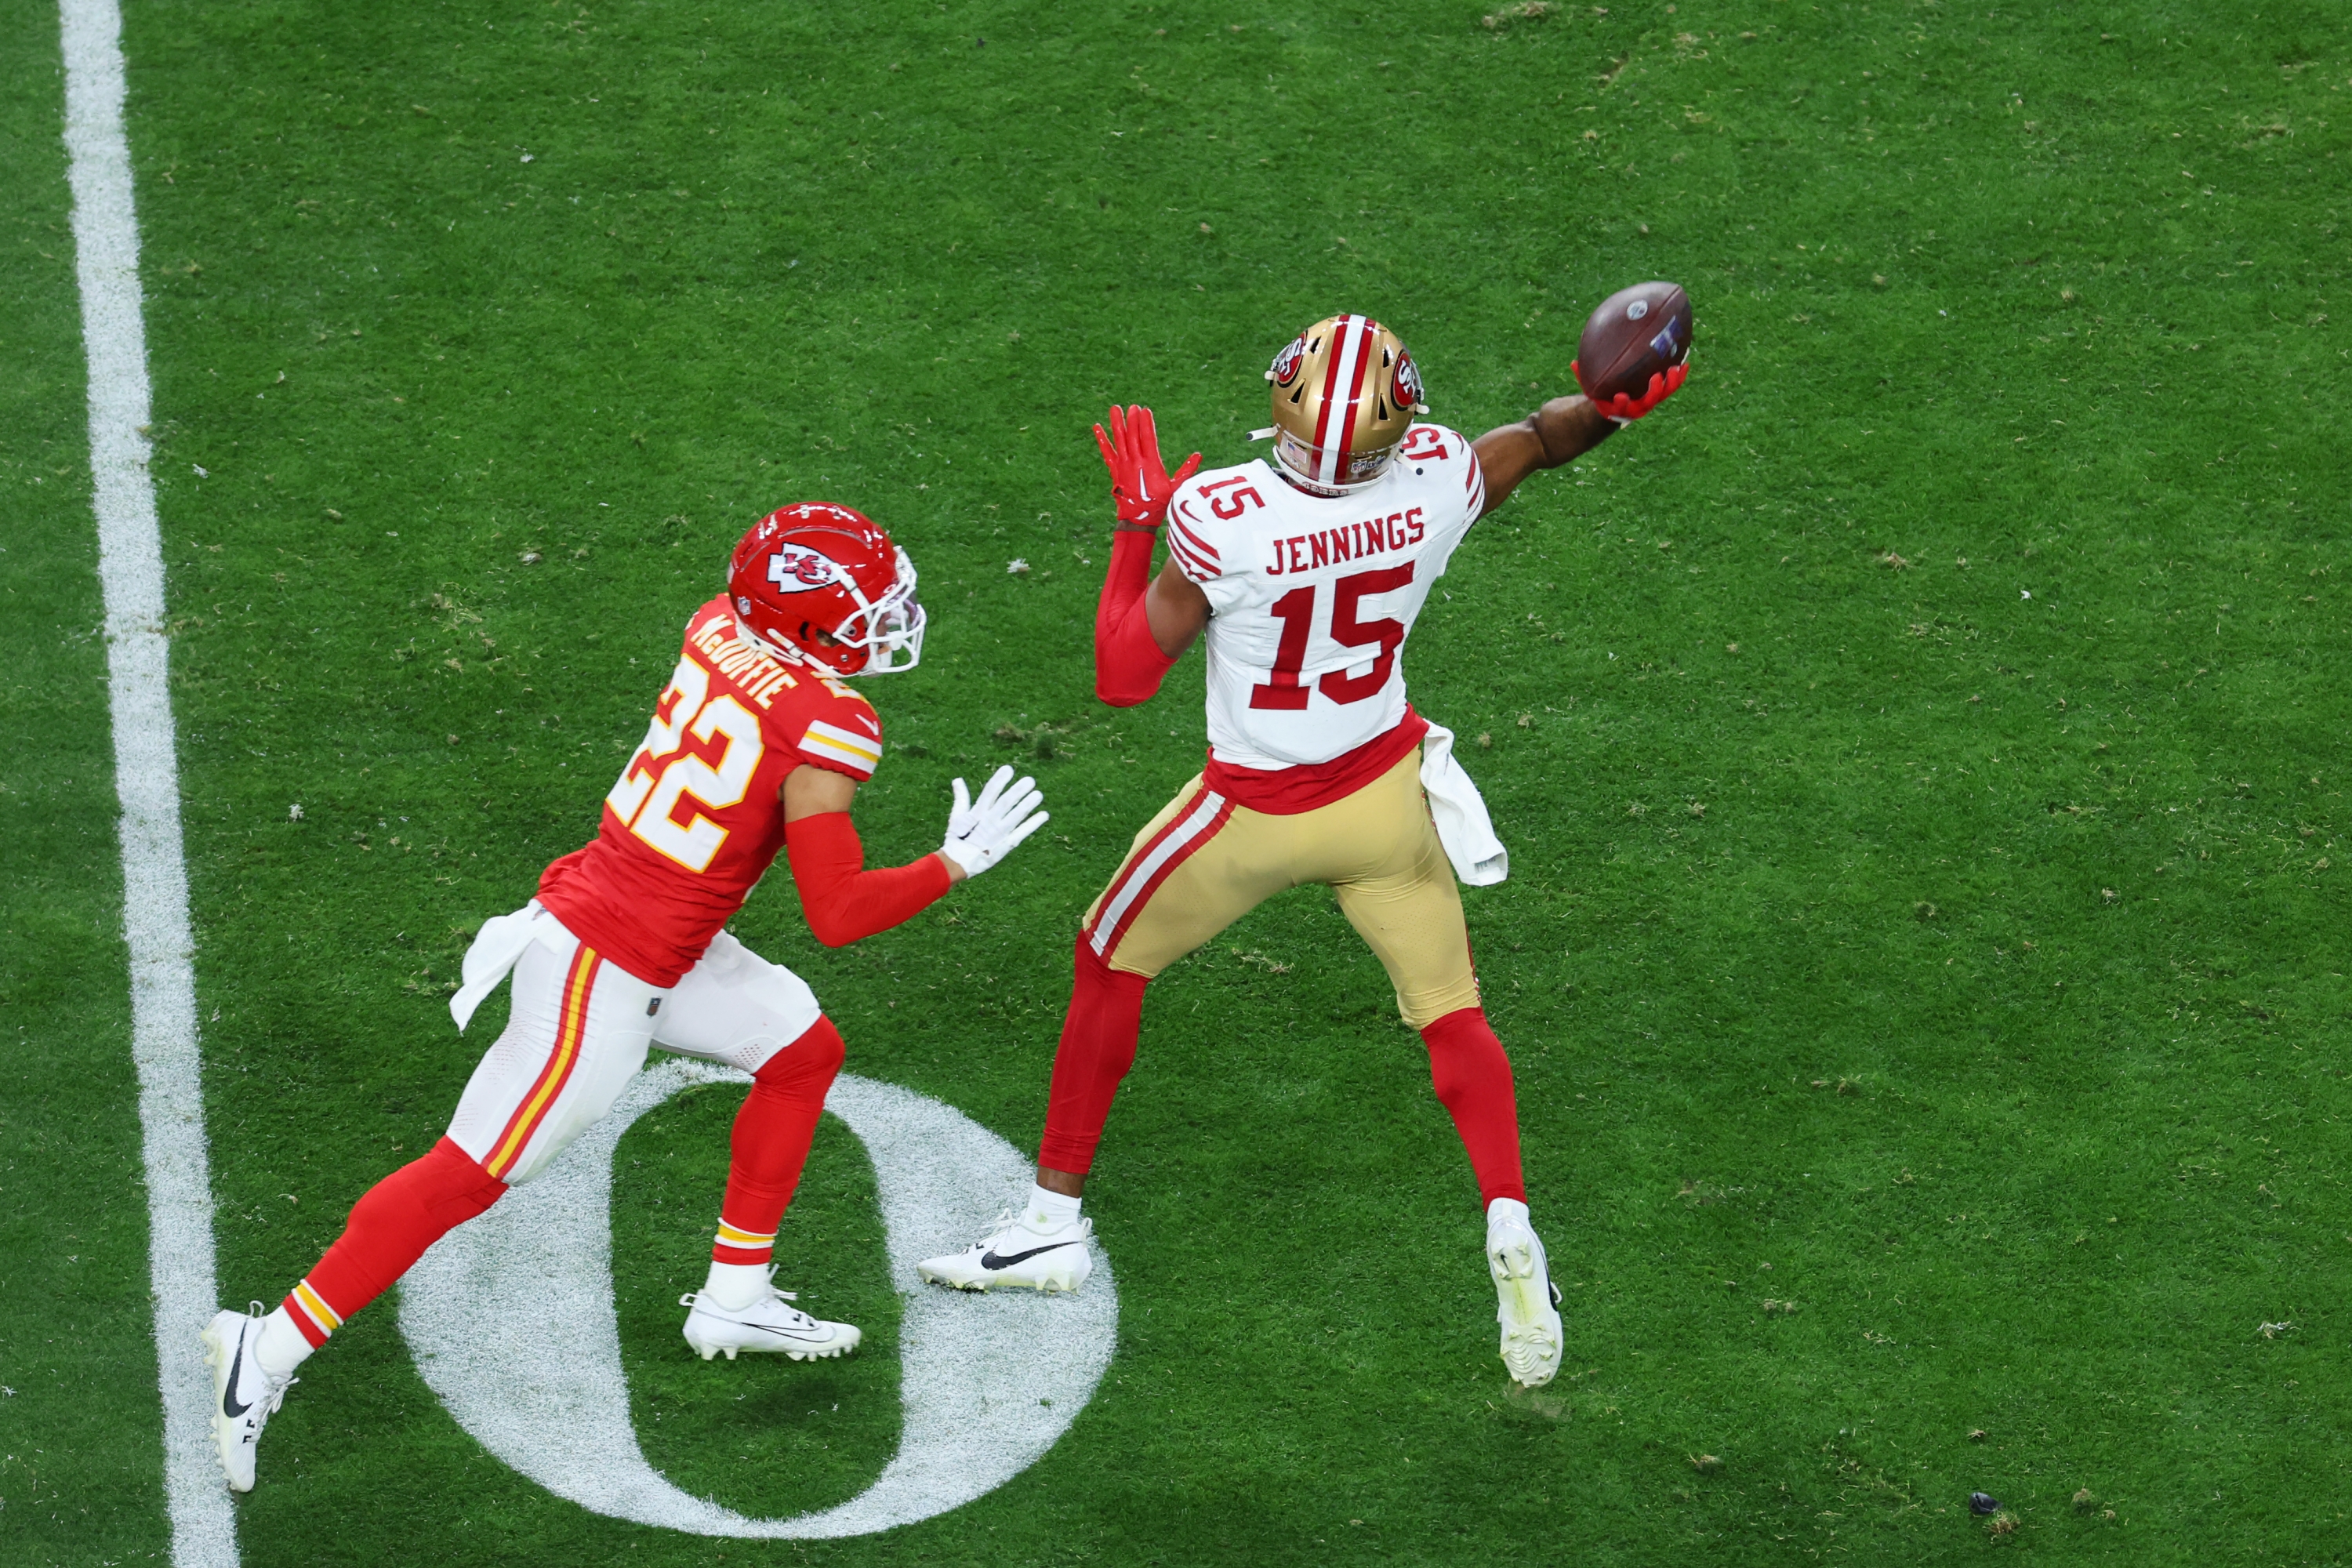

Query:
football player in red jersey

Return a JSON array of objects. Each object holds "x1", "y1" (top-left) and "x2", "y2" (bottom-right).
[
  {"x1": 919, "y1": 316, "x2": 1681, "y2": 1388},
  {"x1": 200, "y1": 503, "x2": 1050, "y2": 1494}
]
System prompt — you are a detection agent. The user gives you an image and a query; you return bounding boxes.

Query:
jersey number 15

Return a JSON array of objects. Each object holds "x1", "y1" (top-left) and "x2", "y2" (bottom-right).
[
  {"x1": 1249, "y1": 563, "x2": 1414, "y2": 710},
  {"x1": 604, "y1": 655, "x2": 765, "y2": 872}
]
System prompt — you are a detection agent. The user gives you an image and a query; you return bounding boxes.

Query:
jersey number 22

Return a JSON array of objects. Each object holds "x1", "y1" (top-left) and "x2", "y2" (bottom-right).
[{"x1": 604, "y1": 655, "x2": 764, "y2": 871}]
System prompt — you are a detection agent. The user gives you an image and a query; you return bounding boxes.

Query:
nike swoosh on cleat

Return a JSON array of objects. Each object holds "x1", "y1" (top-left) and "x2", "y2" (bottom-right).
[
  {"x1": 743, "y1": 1322, "x2": 829, "y2": 1341},
  {"x1": 978, "y1": 1240, "x2": 1077, "y2": 1270},
  {"x1": 220, "y1": 1325, "x2": 252, "y2": 1420}
]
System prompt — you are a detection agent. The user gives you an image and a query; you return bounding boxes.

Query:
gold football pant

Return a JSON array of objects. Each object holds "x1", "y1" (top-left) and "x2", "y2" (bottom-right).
[{"x1": 1080, "y1": 749, "x2": 1480, "y2": 1027}]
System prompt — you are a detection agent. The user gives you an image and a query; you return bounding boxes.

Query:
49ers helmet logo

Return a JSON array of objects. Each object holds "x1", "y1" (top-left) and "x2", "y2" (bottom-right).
[
  {"x1": 1391, "y1": 346, "x2": 1425, "y2": 411},
  {"x1": 1268, "y1": 333, "x2": 1308, "y2": 387},
  {"x1": 765, "y1": 543, "x2": 844, "y2": 594}
]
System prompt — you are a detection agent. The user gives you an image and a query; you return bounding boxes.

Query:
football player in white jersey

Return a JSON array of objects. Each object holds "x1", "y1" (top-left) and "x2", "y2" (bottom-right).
[{"x1": 918, "y1": 314, "x2": 1684, "y2": 1387}]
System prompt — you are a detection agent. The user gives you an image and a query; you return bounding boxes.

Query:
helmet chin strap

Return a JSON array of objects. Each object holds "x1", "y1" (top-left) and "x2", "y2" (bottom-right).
[{"x1": 730, "y1": 613, "x2": 812, "y2": 666}]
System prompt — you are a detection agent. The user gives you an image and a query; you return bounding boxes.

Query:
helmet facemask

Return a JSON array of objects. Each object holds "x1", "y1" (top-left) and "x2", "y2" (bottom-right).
[{"x1": 827, "y1": 546, "x2": 926, "y2": 674}]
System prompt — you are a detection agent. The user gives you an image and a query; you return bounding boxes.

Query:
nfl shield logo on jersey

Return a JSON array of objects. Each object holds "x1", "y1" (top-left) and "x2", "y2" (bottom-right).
[{"x1": 767, "y1": 544, "x2": 843, "y2": 594}]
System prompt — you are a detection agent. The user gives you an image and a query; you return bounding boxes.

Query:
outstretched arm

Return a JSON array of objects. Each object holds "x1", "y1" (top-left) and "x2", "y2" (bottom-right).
[
  {"x1": 782, "y1": 766, "x2": 956, "y2": 946},
  {"x1": 1472, "y1": 358, "x2": 1687, "y2": 517},
  {"x1": 1469, "y1": 394, "x2": 1619, "y2": 518},
  {"x1": 778, "y1": 763, "x2": 1047, "y2": 945}
]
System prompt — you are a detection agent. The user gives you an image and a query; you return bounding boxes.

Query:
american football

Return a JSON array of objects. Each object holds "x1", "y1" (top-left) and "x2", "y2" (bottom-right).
[{"x1": 1572, "y1": 280, "x2": 1693, "y2": 405}]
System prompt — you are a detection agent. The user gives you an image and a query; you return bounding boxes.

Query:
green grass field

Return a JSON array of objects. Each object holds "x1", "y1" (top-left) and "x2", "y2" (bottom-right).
[{"x1": 7, "y1": 0, "x2": 2352, "y2": 1561}]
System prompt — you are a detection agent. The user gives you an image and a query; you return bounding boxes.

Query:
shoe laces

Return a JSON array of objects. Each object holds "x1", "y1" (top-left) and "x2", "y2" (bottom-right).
[
  {"x1": 972, "y1": 1208, "x2": 1089, "y2": 1247},
  {"x1": 969, "y1": 1208, "x2": 1022, "y2": 1247},
  {"x1": 682, "y1": 1272, "x2": 814, "y2": 1323},
  {"x1": 239, "y1": 1300, "x2": 296, "y2": 1410}
]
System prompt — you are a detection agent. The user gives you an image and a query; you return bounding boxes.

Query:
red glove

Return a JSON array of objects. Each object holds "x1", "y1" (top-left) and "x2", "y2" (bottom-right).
[
  {"x1": 1573, "y1": 359, "x2": 1687, "y2": 423},
  {"x1": 1092, "y1": 404, "x2": 1200, "y2": 529}
]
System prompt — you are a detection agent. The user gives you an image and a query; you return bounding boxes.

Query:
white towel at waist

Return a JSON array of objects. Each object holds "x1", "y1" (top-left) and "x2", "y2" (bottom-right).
[
  {"x1": 1418, "y1": 723, "x2": 1508, "y2": 887},
  {"x1": 448, "y1": 899, "x2": 554, "y2": 1032}
]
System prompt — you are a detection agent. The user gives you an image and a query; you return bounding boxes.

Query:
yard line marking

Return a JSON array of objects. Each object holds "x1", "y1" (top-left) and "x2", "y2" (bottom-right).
[
  {"x1": 401, "y1": 1063, "x2": 1118, "y2": 1537},
  {"x1": 60, "y1": 0, "x2": 238, "y2": 1562}
]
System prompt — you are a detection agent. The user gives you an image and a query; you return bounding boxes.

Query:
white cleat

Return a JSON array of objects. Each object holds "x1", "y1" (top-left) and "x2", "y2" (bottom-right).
[
  {"x1": 916, "y1": 1210, "x2": 1094, "y2": 1294},
  {"x1": 1487, "y1": 1203, "x2": 1565, "y2": 1388},
  {"x1": 201, "y1": 1305, "x2": 295, "y2": 1494},
  {"x1": 680, "y1": 1276, "x2": 860, "y2": 1363}
]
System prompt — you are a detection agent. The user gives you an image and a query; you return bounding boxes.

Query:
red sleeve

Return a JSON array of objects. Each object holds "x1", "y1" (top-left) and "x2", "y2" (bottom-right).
[
  {"x1": 783, "y1": 812, "x2": 953, "y2": 948},
  {"x1": 1094, "y1": 528, "x2": 1178, "y2": 707}
]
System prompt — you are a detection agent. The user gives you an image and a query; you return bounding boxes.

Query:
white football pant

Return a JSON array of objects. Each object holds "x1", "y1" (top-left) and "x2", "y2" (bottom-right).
[{"x1": 445, "y1": 902, "x2": 823, "y2": 1185}]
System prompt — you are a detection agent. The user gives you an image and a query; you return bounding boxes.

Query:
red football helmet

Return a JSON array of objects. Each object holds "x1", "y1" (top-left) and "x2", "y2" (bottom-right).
[{"x1": 726, "y1": 503, "x2": 925, "y2": 676}]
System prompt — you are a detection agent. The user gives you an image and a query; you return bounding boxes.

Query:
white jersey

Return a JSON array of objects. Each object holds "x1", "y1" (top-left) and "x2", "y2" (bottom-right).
[{"x1": 1163, "y1": 423, "x2": 1486, "y2": 770}]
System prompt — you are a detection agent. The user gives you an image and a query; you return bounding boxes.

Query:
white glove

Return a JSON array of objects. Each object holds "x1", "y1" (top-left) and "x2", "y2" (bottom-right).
[{"x1": 938, "y1": 764, "x2": 1048, "y2": 879}]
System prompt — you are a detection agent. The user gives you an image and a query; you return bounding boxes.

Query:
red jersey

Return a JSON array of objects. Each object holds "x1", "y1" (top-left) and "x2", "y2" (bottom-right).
[{"x1": 538, "y1": 596, "x2": 887, "y2": 985}]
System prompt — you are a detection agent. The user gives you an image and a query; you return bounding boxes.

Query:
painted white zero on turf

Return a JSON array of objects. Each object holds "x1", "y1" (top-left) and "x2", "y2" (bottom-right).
[
  {"x1": 401, "y1": 1061, "x2": 1116, "y2": 1537},
  {"x1": 60, "y1": 0, "x2": 239, "y2": 1562}
]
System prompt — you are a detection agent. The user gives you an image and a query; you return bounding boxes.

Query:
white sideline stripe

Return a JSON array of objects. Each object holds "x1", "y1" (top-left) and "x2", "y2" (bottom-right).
[{"x1": 60, "y1": 0, "x2": 238, "y2": 1563}]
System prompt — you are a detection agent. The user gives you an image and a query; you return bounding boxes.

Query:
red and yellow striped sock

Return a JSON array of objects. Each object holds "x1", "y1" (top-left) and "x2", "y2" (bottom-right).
[
  {"x1": 706, "y1": 1014, "x2": 848, "y2": 1265},
  {"x1": 711, "y1": 1218, "x2": 776, "y2": 1266},
  {"x1": 283, "y1": 1276, "x2": 346, "y2": 1348}
]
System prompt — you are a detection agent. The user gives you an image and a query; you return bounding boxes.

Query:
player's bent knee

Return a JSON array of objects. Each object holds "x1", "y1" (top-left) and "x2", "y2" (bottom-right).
[
  {"x1": 660, "y1": 937, "x2": 825, "y2": 1073},
  {"x1": 755, "y1": 1014, "x2": 846, "y2": 1087},
  {"x1": 415, "y1": 1137, "x2": 508, "y2": 1225},
  {"x1": 1396, "y1": 975, "x2": 1484, "y2": 1032},
  {"x1": 724, "y1": 981, "x2": 833, "y2": 1076}
]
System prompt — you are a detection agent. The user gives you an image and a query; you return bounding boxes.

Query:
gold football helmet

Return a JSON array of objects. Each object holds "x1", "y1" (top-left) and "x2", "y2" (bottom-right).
[{"x1": 1263, "y1": 313, "x2": 1427, "y2": 495}]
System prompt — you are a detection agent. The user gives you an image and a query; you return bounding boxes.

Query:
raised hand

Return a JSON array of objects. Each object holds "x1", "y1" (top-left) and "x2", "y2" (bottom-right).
[
  {"x1": 1091, "y1": 404, "x2": 1202, "y2": 530},
  {"x1": 937, "y1": 764, "x2": 1049, "y2": 880},
  {"x1": 1584, "y1": 360, "x2": 1689, "y2": 423}
]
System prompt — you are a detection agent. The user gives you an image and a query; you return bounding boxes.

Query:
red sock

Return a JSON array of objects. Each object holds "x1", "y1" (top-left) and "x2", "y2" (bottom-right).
[
  {"x1": 1419, "y1": 1007, "x2": 1527, "y2": 1207},
  {"x1": 1036, "y1": 937, "x2": 1150, "y2": 1176},
  {"x1": 283, "y1": 1138, "x2": 506, "y2": 1345},
  {"x1": 713, "y1": 1015, "x2": 847, "y2": 1262}
]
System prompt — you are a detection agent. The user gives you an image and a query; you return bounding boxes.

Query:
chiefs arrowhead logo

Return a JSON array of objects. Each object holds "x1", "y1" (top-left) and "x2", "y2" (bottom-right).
[
  {"x1": 1268, "y1": 333, "x2": 1308, "y2": 387},
  {"x1": 767, "y1": 544, "x2": 844, "y2": 594}
]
